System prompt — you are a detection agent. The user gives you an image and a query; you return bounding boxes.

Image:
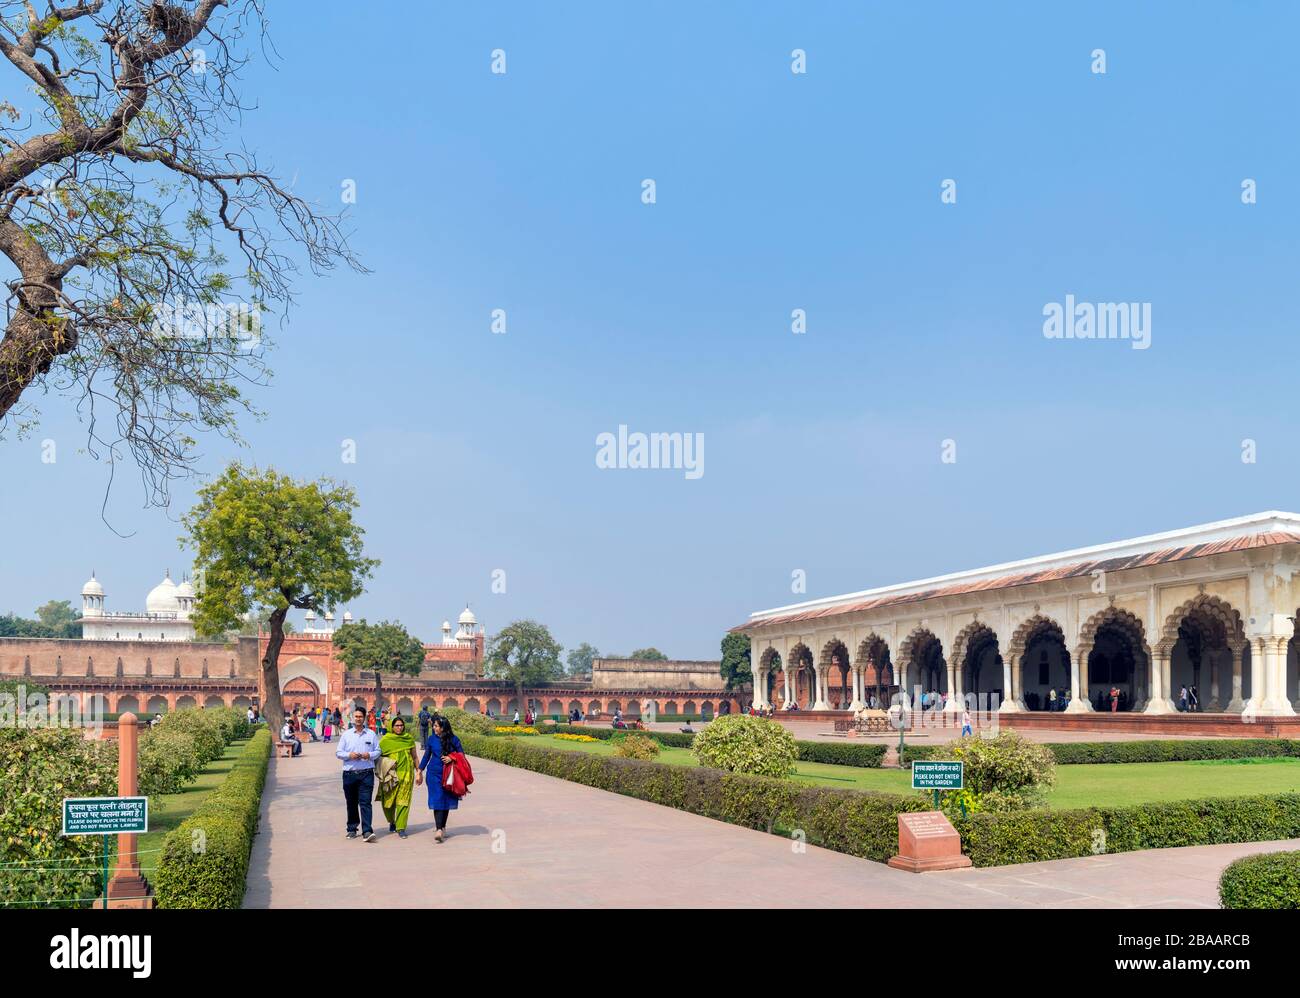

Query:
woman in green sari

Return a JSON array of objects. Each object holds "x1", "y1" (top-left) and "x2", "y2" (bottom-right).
[{"x1": 378, "y1": 715, "x2": 421, "y2": 838}]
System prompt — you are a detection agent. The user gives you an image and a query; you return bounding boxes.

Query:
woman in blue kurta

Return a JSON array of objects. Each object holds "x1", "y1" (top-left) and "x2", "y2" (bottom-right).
[{"x1": 418, "y1": 714, "x2": 464, "y2": 842}]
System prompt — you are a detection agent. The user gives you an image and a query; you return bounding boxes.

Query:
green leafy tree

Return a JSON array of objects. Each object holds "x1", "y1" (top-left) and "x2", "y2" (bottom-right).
[
  {"x1": 720, "y1": 632, "x2": 752, "y2": 698},
  {"x1": 0, "y1": 1, "x2": 362, "y2": 508},
  {"x1": 0, "y1": 602, "x2": 81, "y2": 638},
  {"x1": 629, "y1": 647, "x2": 668, "y2": 661},
  {"x1": 484, "y1": 620, "x2": 563, "y2": 717},
  {"x1": 33, "y1": 600, "x2": 80, "y2": 637},
  {"x1": 565, "y1": 642, "x2": 599, "y2": 678},
  {"x1": 182, "y1": 464, "x2": 378, "y2": 727},
  {"x1": 332, "y1": 619, "x2": 427, "y2": 713}
]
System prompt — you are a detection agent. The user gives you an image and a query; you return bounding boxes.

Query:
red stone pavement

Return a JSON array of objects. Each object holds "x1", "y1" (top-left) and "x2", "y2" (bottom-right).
[{"x1": 242, "y1": 740, "x2": 1300, "y2": 908}]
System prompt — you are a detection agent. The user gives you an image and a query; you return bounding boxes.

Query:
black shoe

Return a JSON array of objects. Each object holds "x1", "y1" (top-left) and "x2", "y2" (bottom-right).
[
  {"x1": 346, "y1": 831, "x2": 357, "y2": 839},
  {"x1": 398, "y1": 830, "x2": 407, "y2": 839},
  {"x1": 389, "y1": 823, "x2": 396, "y2": 832},
  {"x1": 364, "y1": 831, "x2": 377, "y2": 842}
]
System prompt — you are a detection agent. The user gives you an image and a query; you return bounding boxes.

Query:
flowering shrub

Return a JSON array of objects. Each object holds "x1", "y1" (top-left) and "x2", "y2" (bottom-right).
[
  {"x1": 494, "y1": 726, "x2": 539, "y2": 736},
  {"x1": 0, "y1": 727, "x2": 117, "y2": 908},
  {"x1": 612, "y1": 734, "x2": 660, "y2": 760},
  {"x1": 139, "y1": 727, "x2": 203, "y2": 795},
  {"x1": 554, "y1": 732, "x2": 598, "y2": 743},
  {"x1": 437, "y1": 707, "x2": 495, "y2": 737},
  {"x1": 691, "y1": 714, "x2": 797, "y2": 778},
  {"x1": 935, "y1": 731, "x2": 1056, "y2": 815}
]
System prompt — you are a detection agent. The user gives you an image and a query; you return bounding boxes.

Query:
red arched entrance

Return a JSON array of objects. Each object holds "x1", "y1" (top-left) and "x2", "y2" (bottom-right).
[{"x1": 283, "y1": 676, "x2": 321, "y2": 711}]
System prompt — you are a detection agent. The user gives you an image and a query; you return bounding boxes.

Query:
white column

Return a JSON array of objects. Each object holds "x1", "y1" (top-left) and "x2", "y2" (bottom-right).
[
  {"x1": 1245, "y1": 638, "x2": 1266, "y2": 715},
  {"x1": 943, "y1": 661, "x2": 961, "y2": 713},
  {"x1": 1225, "y1": 642, "x2": 1245, "y2": 713},
  {"x1": 1206, "y1": 648, "x2": 1221, "y2": 711},
  {"x1": 1144, "y1": 647, "x2": 1173, "y2": 714},
  {"x1": 813, "y1": 665, "x2": 829, "y2": 710},
  {"x1": 1162, "y1": 651, "x2": 1177, "y2": 711},
  {"x1": 849, "y1": 665, "x2": 865, "y2": 711},
  {"x1": 999, "y1": 653, "x2": 1019, "y2": 712},
  {"x1": 782, "y1": 668, "x2": 792, "y2": 708},
  {"x1": 1262, "y1": 637, "x2": 1296, "y2": 715},
  {"x1": 1066, "y1": 652, "x2": 1092, "y2": 712}
]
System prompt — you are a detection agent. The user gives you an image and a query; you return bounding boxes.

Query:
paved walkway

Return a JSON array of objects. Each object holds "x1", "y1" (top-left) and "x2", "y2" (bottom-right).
[{"x1": 243, "y1": 740, "x2": 1300, "y2": 908}]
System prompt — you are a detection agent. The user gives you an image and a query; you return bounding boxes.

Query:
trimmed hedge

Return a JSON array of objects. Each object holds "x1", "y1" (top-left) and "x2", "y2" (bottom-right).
[
  {"x1": 956, "y1": 793, "x2": 1300, "y2": 867},
  {"x1": 463, "y1": 733, "x2": 923, "y2": 860},
  {"x1": 798, "y1": 741, "x2": 888, "y2": 768},
  {"x1": 1219, "y1": 850, "x2": 1300, "y2": 908},
  {"x1": 468, "y1": 732, "x2": 1300, "y2": 869},
  {"x1": 904, "y1": 738, "x2": 1300, "y2": 768},
  {"x1": 547, "y1": 724, "x2": 887, "y2": 768},
  {"x1": 154, "y1": 728, "x2": 273, "y2": 909}
]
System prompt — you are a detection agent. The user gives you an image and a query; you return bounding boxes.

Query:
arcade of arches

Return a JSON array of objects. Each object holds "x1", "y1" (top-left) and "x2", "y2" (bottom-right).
[
  {"x1": 0, "y1": 632, "x2": 741, "y2": 721},
  {"x1": 741, "y1": 514, "x2": 1300, "y2": 718}
]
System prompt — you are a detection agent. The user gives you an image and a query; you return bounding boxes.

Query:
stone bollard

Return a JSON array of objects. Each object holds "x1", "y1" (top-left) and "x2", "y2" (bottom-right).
[{"x1": 106, "y1": 713, "x2": 156, "y2": 908}]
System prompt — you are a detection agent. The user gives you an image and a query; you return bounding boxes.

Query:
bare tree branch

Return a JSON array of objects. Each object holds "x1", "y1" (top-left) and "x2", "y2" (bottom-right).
[{"x1": 0, "y1": 0, "x2": 365, "y2": 507}]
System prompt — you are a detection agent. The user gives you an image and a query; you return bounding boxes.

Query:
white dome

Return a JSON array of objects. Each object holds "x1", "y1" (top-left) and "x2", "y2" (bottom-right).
[
  {"x1": 343, "y1": 611, "x2": 353, "y2": 623},
  {"x1": 145, "y1": 573, "x2": 179, "y2": 613},
  {"x1": 305, "y1": 609, "x2": 316, "y2": 621},
  {"x1": 441, "y1": 620, "x2": 451, "y2": 631},
  {"x1": 82, "y1": 574, "x2": 103, "y2": 597},
  {"x1": 458, "y1": 606, "x2": 477, "y2": 626},
  {"x1": 175, "y1": 579, "x2": 196, "y2": 599}
]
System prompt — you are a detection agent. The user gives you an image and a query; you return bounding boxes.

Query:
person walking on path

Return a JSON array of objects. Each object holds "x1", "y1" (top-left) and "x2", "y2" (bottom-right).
[
  {"x1": 378, "y1": 715, "x2": 421, "y2": 838},
  {"x1": 1110, "y1": 686, "x2": 1120, "y2": 712},
  {"x1": 961, "y1": 708, "x2": 972, "y2": 737},
  {"x1": 337, "y1": 706, "x2": 382, "y2": 842},
  {"x1": 1178, "y1": 685, "x2": 1188, "y2": 712},
  {"x1": 1189, "y1": 686, "x2": 1199, "y2": 712},
  {"x1": 419, "y1": 714, "x2": 465, "y2": 843},
  {"x1": 418, "y1": 704, "x2": 432, "y2": 748}
]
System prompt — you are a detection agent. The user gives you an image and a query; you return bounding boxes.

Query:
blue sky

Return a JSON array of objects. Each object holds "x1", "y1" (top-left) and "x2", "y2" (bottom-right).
[{"x1": 3, "y1": 2, "x2": 1300, "y2": 658}]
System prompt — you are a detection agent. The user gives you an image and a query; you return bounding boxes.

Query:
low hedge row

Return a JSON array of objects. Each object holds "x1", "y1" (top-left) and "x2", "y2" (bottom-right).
[
  {"x1": 546, "y1": 724, "x2": 886, "y2": 767},
  {"x1": 468, "y1": 733, "x2": 1300, "y2": 868},
  {"x1": 1219, "y1": 850, "x2": 1300, "y2": 908},
  {"x1": 154, "y1": 728, "x2": 273, "y2": 908},
  {"x1": 955, "y1": 793, "x2": 1300, "y2": 867},
  {"x1": 550, "y1": 725, "x2": 697, "y2": 748},
  {"x1": 904, "y1": 738, "x2": 1300, "y2": 768},
  {"x1": 463, "y1": 733, "x2": 922, "y2": 859}
]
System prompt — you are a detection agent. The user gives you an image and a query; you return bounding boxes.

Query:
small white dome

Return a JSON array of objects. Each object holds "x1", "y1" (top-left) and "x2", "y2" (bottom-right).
[
  {"x1": 441, "y1": 620, "x2": 451, "y2": 632},
  {"x1": 458, "y1": 606, "x2": 477, "y2": 626},
  {"x1": 82, "y1": 573, "x2": 103, "y2": 597},
  {"x1": 343, "y1": 611, "x2": 353, "y2": 623},
  {"x1": 145, "y1": 572, "x2": 179, "y2": 613},
  {"x1": 175, "y1": 579, "x2": 196, "y2": 599},
  {"x1": 305, "y1": 609, "x2": 317, "y2": 621}
]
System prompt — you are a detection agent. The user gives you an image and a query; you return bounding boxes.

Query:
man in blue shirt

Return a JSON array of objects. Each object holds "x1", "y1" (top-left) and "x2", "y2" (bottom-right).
[{"x1": 335, "y1": 706, "x2": 381, "y2": 841}]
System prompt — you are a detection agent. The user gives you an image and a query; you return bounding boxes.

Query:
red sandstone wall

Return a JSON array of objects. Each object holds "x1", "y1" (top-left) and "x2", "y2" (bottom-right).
[{"x1": 0, "y1": 635, "x2": 259, "y2": 680}]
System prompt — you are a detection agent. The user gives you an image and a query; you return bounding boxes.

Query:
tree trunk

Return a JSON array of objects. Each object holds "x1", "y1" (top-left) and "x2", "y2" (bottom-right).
[
  {"x1": 261, "y1": 606, "x2": 289, "y2": 727},
  {"x1": 374, "y1": 672, "x2": 385, "y2": 714}
]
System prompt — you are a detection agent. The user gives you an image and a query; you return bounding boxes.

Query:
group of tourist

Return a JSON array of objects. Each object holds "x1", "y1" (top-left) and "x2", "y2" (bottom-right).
[{"x1": 334, "y1": 707, "x2": 470, "y2": 843}]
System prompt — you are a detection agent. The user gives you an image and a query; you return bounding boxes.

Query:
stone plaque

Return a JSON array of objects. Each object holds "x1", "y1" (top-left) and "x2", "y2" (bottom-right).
[{"x1": 887, "y1": 810, "x2": 972, "y2": 873}]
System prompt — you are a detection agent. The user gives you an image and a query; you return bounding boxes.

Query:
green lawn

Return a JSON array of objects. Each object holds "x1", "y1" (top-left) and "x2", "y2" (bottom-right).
[
  {"x1": 132, "y1": 735, "x2": 253, "y2": 878},
  {"x1": 526, "y1": 734, "x2": 1300, "y2": 809}
]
